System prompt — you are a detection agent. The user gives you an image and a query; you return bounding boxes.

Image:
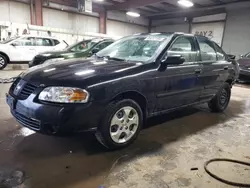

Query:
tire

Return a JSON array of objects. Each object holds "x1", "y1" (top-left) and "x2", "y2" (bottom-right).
[
  {"x1": 95, "y1": 99, "x2": 143, "y2": 150},
  {"x1": 0, "y1": 54, "x2": 8, "y2": 70},
  {"x1": 208, "y1": 83, "x2": 231, "y2": 112}
]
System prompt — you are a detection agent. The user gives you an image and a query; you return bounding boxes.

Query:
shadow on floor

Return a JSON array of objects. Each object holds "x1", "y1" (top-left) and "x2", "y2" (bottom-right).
[{"x1": 3, "y1": 100, "x2": 245, "y2": 188}]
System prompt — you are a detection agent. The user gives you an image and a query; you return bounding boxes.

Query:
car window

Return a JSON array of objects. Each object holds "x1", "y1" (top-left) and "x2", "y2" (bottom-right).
[
  {"x1": 53, "y1": 39, "x2": 60, "y2": 46},
  {"x1": 70, "y1": 41, "x2": 97, "y2": 52},
  {"x1": 197, "y1": 37, "x2": 217, "y2": 62},
  {"x1": 95, "y1": 41, "x2": 113, "y2": 51},
  {"x1": 213, "y1": 42, "x2": 226, "y2": 61},
  {"x1": 13, "y1": 37, "x2": 36, "y2": 46},
  {"x1": 168, "y1": 36, "x2": 197, "y2": 63},
  {"x1": 36, "y1": 38, "x2": 53, "y2": 46}
]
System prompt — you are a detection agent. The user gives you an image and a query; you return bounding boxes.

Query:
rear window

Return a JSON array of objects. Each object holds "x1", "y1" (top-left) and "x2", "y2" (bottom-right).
[{"x1": 53, "y1": 39, "x2": 60, "y2": 46}]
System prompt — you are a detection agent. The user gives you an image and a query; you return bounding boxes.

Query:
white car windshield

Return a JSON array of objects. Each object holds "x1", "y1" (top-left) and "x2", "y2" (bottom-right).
[
  {"x1": 96, "y1": 34, "x2": 172, "y2": 63},
  {"x1": 1, "y1": 37, "x2": 20, "y2": 44}
]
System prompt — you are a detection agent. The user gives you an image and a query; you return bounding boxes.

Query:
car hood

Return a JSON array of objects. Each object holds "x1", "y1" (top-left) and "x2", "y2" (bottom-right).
[
  {"x1": 21, "y1": 58, "x2": 142, "y2": 87},
  {"x1": 39, "y1": 50, "x2": 74, "y2": 58}
]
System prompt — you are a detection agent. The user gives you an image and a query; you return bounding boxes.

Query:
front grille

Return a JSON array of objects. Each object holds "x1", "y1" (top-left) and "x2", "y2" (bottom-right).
[
  {"x1": 10, "y1": 79, "x2": 38, "y2": 100},
  {"x1": 12, "y1": 111, "x2": 41, "y2": 130},
  {"x1": 19, "y1": 82, "x2": 37, "y2": 100}
]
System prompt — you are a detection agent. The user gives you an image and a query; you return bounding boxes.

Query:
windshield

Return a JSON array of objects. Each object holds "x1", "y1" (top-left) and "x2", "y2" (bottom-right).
[
  {"x1": 96, "y1": 34, "x2": 172, "y2": 63},
  {"x1": 67, "y1": 40, "x2": 99, "y2": 52},
  {"x1": 1, "y1": 37, "x2": 20, "y2": 44}
]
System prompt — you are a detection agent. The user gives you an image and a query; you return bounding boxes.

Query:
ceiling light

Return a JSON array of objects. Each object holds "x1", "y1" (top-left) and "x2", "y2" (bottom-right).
[
  {"x1": 178, "y1": 0, "x2": 194, "y2": 7},
  {"x1": 126, "y1": 11, "x2": 140, "y2": 17}
]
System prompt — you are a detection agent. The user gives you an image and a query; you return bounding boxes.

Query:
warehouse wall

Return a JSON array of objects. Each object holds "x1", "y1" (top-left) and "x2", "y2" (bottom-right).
[
  {"x1": 153, "y1": 23, "x2": 189, "y2": 33},
  {"x1": 107, "y1": 20, "x2": 147, "y2": 37},
  {"x1": 222, "y1": 9, "x2": 250, "y2": 56},
  {"x1": 0, "y1": 1, "x2": 30, "y2": 24},
  {"x1": 43, "y1": 8, "x2": 99, "y2": 33}
]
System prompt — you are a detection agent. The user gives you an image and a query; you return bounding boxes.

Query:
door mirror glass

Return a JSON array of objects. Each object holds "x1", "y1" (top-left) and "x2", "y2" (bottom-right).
[
  {"x1": 162, "y1": 54, "x2": 185, "y2": 65},
  {"x1": 10, "y1": 42, "x2": 17, "y2": 47}
]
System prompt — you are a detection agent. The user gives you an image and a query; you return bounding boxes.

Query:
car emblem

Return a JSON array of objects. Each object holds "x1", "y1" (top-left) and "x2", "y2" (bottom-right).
[{"x1": 13, "y1": 81, "x2": 24, "y2": 95}]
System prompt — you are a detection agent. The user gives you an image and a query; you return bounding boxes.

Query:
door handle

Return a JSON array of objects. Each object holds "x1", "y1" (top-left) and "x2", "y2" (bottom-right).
[
  {"x1": 195, "y1": 69, "x2": 202, "y2": 74},
  {"x1": 224, "y1": 66, "x2": 229, "y2": 70}
]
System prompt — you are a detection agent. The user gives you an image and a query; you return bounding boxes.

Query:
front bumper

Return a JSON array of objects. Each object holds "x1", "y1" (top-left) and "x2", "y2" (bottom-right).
[{"x1": 6, "y1": 92, "x2": 103, "y2": 134}]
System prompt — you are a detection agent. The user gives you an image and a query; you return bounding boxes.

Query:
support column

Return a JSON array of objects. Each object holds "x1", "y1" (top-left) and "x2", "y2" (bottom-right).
[
  {"x1": 99, "y1": 10, "x2": 107, "y2": 34},
  {"x1": 30, "y1": 0, "x2": 35, "y2": 25},
  {"x1": 148, "y1": 19, "x2": 152, "y2": 33},
  {"x1": 34, "y1": 0, "x2": 43, "y2": 26}
]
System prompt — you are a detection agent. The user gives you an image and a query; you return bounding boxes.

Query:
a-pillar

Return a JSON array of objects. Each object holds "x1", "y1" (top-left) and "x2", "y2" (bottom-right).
[{"x1": 99, "y1": 10, "x2": 107, "y2": 34}]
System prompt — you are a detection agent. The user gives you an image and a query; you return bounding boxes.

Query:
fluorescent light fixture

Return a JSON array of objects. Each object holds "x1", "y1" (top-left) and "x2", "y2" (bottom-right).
[
  {"x1": 126, "y1": 11, "x2": 140, "y2": 17},
  {"x1": 178, "y1": 0, "x2": 194, "y2": 7}
]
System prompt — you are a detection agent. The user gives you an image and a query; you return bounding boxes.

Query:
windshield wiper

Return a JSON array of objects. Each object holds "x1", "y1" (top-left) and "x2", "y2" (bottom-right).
[{"x1": 98, "y1": 55, "x2": 125, "y2": 62}]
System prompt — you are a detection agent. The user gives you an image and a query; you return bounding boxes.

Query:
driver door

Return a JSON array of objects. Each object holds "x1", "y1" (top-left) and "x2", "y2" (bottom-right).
[
  {"x1": 9, "y1": 37, "x2": 36, "y2": 62},
  {"x1": 154, "y1": 35, "x2": 202, "y2": 112}
]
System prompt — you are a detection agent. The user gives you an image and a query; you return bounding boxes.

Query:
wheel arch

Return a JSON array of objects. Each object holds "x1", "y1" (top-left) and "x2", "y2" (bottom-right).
[
  {"x1": 111, "y1": 90, "x2": 148, "y2": 119},
  {"x1": 0, "y1": 51, "x2": 10, "y2": 63}
]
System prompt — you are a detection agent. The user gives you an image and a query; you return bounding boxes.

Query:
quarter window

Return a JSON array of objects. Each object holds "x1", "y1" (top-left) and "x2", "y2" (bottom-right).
[
  {"x1": 53, "y1": 39, "x2": 60, "y2": 46},
  {"x1": 197, "y1": 37, "x2": 217, "y2": 61},
  {"x1": 213, "y1": 42, "x2": 226, "y2": 61},
  {"x1": 168, "y1": 36, "x2": 197, "y2": 62}
]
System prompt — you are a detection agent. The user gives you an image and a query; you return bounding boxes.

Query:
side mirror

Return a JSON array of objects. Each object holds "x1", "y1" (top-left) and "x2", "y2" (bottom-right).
[
  {"x1": 161, "y1": 54, "x2": 185, "y2": 65},
  {"x1": 91, "y1": 48, "x2": 100, "y2": 54},
  {"x1": 227, "y1": 54, "x2": 236, "y2": 60},
  {"x1": 11, "y1": 43, "x2": 17, "y2": 47}
]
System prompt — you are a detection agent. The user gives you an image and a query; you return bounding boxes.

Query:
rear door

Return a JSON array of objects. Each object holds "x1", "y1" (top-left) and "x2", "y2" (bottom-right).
[
  {"x1": 154, "y1": 35, "x2": 202, "y2": 112},
  {"x1": 196, "y1": 36, "x2": 231, "y2": 101},
  {"x1": 35, "y1": 37, "x2": 54, "y2": 54}
]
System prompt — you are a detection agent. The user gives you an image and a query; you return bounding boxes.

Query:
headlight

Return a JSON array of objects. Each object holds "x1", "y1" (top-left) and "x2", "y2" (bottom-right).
[
  {"x1": 43, "y1": 58, "x2": 65, "y2": 65},
  {"x1": 38, "y1": 87, "x2": 89, "y2": 103}
]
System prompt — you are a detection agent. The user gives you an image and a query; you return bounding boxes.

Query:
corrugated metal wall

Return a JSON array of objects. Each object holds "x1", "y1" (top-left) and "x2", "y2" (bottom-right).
[
  {"x1": 153, "y1": 23, "x2": 189, "y2": 33},
  {"x1": 107, "y1": 20, "x2": 147, "y2": 37},
  {"x1": 222, "y1": 9, "x2": 250, "y2": 56},
  {"x1": 43, "y1": 8, "x2": 99, "y2": 33},
  {"x1": 0, "y1": 1, "x2": 30, "y2": 24}
]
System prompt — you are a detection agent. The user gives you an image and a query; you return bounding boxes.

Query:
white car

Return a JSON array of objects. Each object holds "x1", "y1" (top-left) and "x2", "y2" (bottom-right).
[{"x1": 0, "y1": 35, "x2": 68, "y2": 70}]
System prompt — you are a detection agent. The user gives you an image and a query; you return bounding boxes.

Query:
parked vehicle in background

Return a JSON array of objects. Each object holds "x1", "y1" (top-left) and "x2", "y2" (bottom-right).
[
  {"x1": 6, "y1": 33, "x2": 238, "y2": 149},
  {"x1": 29, "y1": 38, "x2": 114, "y2": 67},
  {"x1": 238, "y1": 52, "x2": 250, "y2": 81},
  {"x1": 0, "y1": 35, "x2": 68, "y2": 70}
]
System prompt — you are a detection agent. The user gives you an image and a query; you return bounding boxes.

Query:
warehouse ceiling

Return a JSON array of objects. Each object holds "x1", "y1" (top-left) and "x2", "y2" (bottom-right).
[{"x1": 49, "y1": 0, "x2": 249, "y2": 19}]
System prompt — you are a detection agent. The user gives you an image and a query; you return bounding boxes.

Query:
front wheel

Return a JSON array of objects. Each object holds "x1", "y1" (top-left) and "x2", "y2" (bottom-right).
[
  {"x1": 0, "y1": 54, "x2": 8, "y2": 70},
  {"x1": 95, "y1": 99, "x2": 143, "y2": 150},
  {"x1": 208, "y1": 83, "x2": 231, "y2": 112}
]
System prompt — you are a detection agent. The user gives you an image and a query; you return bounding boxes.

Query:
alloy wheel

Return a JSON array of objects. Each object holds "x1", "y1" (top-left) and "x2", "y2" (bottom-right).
[{"x1": 110, "y1": 106, "x2": 139, "y2": 144}]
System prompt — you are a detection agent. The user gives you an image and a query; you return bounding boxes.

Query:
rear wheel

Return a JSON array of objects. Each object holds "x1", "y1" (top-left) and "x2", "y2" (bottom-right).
[
  {"x1": 0, "y1": 54, "x2": 8, "y2": 70},
  {"x1": 208, "y1": 83, "x2": 231, "y2": 112},
  {"x1": 95, "y1": 99, "x2": 143, "y2": 149}
]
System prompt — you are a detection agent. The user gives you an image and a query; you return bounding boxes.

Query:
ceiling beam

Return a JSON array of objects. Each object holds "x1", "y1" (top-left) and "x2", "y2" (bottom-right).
[
  {"x1": 149, "y1": 7, "x2": 225, "y2": 20},
  {"x1": 145, "y1": 5, "x2": 166, "y2": 12},
  {"x1": 209, "y1": 0, "x2": 225, "y2": 4},
  {"x1": 108, "y1": 0, "x2": 165, "y2": 10},
  {"x1": 137, "y1": 8, "x2": 157, "y2": 14},
  {"x1": 161, "y1": 2, "x2": 178, "y2": 9}
]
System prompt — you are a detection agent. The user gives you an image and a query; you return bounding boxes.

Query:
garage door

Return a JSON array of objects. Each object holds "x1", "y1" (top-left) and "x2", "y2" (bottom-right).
[{"x1": 191, "y1": 22, "x2": 225, "y2": 46}]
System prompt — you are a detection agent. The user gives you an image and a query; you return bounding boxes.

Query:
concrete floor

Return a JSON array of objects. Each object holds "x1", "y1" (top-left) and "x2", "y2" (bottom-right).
[{"x1": 0, "y1": 70, "x2": 250, "y2": 188}]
